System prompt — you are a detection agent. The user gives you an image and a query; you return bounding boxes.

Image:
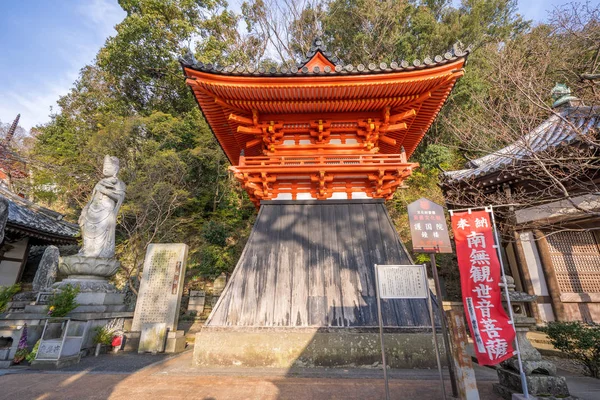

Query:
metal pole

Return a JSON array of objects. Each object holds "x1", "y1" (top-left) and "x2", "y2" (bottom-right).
[
  {"x1": 430, "y1": 254, "x2": 459, "y2": 398},
  {"x1": 374, "y1": 265, "x2": 391, "y2": 400},
  {"x1": 424, "y1": 263, "x2": 447, "y2": 400},
  {"x1": 488, "y1": 206, "x2": 529, "y2": 399}
]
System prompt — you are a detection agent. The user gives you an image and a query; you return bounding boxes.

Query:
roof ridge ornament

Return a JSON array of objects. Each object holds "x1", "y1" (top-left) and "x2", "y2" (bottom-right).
[
  {"x1": 180, "y1": 48, "x2": 197, "y2": 67},
  {"x1": 551, "y1": 83, "x2": 581, "y2": 109},
  {"x1": 297, "y1": 36, "x2": 342, "y2": 69}
]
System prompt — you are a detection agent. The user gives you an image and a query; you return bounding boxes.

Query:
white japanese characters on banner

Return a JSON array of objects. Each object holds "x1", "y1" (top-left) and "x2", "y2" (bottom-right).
[{"x1": 451, "y1": 210, "x2": 515, "y2": 366}]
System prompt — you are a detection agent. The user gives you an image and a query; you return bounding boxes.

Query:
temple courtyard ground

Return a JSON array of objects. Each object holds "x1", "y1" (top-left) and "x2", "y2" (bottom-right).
[{"x1": 1, "y1": 350, "x2": 599, "y2": 399}]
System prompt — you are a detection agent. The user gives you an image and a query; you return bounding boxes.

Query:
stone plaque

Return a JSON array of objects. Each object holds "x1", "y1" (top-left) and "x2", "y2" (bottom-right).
[
  {"x1": 376, "y1": 265, "x2": 428, "y2": 299},
  {"x1": 36, "y1": 291, "x2": 53, "y2": 305},
  {"x1": 132, "y1": 244, "x2": 188, "y2": 332},
  {"x1": 37, "y1": 340, "x2": 62, "y2": 359},
  {"x1": 138, "y1": 322, "x2": 167, "y2": 353}
]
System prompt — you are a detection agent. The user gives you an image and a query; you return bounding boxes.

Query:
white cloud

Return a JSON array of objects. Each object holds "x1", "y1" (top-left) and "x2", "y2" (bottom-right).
[
  {"x1": 0, "y1": 1, "x2": 125, "y2": 131},
  {"x1": 78, "y1": 0, "x2": 125, "y2": 37}
]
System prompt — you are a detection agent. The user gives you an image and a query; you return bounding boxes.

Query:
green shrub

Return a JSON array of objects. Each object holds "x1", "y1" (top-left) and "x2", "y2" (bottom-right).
[
  {"x1": 542, "y1": 321, "x2": 600, "y2": 378},
  {"x1": 0, "y1": 284, "x2": 20, "y2": 313},
  {"x1": 202, "y1": 220, "x2": 230, "y2": 247},
  {"x1": 46, "y1": 284, "x2": 80, "y2": 317},
  {"x1": 26, "y1": 340, "x2": 40, "y2": 363},
  {"x1": 92, "y1": 326, "x2": 114, "y2": 346}
]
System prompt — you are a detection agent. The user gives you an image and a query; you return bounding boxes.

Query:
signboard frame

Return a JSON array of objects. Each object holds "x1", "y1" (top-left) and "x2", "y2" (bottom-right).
[
  {"x1": 374, "y1": 264, "x2": 446, "y2": 400},
  {"x1": 407, "y1": 198, "x2": 453, "y2": 254}
]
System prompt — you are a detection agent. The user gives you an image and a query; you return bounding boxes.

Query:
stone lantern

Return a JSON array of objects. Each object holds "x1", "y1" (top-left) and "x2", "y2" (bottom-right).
[{"x1": 493, "y1": 276, "x2": 572, "y2": 399}]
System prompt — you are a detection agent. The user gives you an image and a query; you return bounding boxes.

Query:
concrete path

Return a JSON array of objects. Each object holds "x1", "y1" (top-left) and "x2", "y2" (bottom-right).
[
  {"x1": 0, "y1": 350, "x2": 596, "y2": 399},
  {"x1": 0, "y1": 350, "x2": 501, "y2": 400}
]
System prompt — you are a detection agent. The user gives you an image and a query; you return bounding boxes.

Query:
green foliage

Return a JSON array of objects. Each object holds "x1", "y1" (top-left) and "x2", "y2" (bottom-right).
[
  {"x1": 12, "y1": 348, "x2": 29, "y2": 364},
  {"x1": 542, "y1": 321, "x2": 600, "y2": 378},
  {"x1": 0, "y1": 284, "x2": 20, "y2": 313},
  {"x1": 202, "y1": 220, "x2": 230, "y2": 247},
  {"x1": 28, "y1": 0, "x2": 582, "y2": 300},
  {"x1": 92, "y1": 326, "x2": 114, "y2": 346},
  {"x1": 26, "y1": 340, "x2": 40, "y2": 363},
  {"x1": 46, "y1": 285, "x2": 80, "y2": 317},
  {"x1": 417, "y1": 144, "x2": 454, "y2": 171}
]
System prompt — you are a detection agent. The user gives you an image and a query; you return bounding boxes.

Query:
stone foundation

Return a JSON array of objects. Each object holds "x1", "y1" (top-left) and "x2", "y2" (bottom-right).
[{"x1": 194, "y1": 328, "x2": 444, "y2": 369}]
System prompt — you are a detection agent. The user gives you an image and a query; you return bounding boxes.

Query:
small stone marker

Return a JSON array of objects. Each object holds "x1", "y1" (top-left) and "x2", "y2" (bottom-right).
[
  {"x1": 213, "y1": 272, "x2": 227, "y2": 296},
  {"x1": 132, "y1": 244, "x2": 188, "y2": 341},
  {"x1": 33, "y1": 246, "x2": 60, "y2": 292},
  {"x1": 35, "y1": 292, "x2": 53, "y2": 305},
  {"x1": 188, "y1": 290, "x2": 205, "y2": 314},
  {"x1": 138, "y1": 322, "x2": 167, "y2": 353}
]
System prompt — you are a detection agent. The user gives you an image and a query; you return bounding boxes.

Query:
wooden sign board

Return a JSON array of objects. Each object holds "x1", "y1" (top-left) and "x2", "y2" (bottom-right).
[
  {"x1": 407, "y1": 198, "x2": 452, "y2": 253},
  {"x1": 376, "y1": 265, "x2": 428, "y2": 299}
]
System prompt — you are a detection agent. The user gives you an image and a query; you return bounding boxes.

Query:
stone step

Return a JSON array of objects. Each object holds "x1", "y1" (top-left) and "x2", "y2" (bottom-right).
[
  {"x1": 24, "y1": 305, "x2": 48, "y2": 314},
  {"x1": 71, "y1": 304, "x2": 127, "y2": 313}
]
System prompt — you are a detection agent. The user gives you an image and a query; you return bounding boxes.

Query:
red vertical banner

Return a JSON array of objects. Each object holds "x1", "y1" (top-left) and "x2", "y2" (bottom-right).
[{"x1": 451, "y1": 210, "x2": 515, "y2": 366}]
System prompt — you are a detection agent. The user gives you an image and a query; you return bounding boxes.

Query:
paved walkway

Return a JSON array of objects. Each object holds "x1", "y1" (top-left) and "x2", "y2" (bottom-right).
[{"x1": 0, "y1": 350, "x2": 598, "y2": 399}]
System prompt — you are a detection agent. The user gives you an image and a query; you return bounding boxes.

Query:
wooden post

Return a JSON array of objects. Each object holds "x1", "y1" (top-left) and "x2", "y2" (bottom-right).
[
  {"x1": 443, "y1": 302, "x2": 480, "y2": 400},
  {"x1": 430, "y1": 254, "x2": 458, "y2": 398}
]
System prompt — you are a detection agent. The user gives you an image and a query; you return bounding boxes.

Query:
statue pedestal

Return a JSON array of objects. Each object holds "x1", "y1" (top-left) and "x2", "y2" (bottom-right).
[
  {"x1": 53, "y1": 255, "x2": 126, "y2": 313},
  {"x1": 493, "y1": 278, "x2": 573, "y2": 399}
]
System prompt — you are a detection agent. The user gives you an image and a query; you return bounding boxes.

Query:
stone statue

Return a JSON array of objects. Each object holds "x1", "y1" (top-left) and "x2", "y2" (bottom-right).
[
  {"x1": 55, "y1": 155, "x2": 125, "y2": 295},
  {"x1": 78, "y1": 155, "x2": 126, "y2": 258}
]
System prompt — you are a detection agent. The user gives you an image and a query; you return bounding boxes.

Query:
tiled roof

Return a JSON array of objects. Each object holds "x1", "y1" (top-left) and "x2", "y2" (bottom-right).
[
  {"x1": 1, "y1": 186, "x2": 79, "y2": 241},
  {"x1": 180, "y1": 41, "x2": 469, "y2": 77},
  {"x1": 442, "y1": 106, "x2": 600, "y2": 184}
]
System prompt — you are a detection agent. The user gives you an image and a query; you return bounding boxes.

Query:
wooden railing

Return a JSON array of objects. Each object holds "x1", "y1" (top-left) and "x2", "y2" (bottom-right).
[{"x1": 238, "y1": 153, "x2": 408, "y2": 167}]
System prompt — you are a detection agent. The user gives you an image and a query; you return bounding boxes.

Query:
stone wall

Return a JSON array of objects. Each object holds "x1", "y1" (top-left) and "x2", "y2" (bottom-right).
[{"x1": 194, "y1": 328, "x2": 445, "y2": 369}]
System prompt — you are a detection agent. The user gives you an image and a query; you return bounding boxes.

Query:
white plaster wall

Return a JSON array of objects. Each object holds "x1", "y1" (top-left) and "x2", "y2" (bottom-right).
[{"x1": 0, "y1": 238, "x2": 29, "y2": 286}]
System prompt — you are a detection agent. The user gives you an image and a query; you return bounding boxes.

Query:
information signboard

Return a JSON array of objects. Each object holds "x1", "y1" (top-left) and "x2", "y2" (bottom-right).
[
  {"x1": 374, "y1": 264, "x2": 445, "y2": 400},
  {"x1": 407, "y1": 198, "x2": 452, "y2": 253},
  {"x1": 376, "y1": 265, "x2": 428, "y2": 299}
]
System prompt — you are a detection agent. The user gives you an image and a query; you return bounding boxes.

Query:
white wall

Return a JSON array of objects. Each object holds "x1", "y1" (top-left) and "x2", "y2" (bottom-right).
[{"x1": 0, "y1": 238, "x2": 29, "y2": 286}]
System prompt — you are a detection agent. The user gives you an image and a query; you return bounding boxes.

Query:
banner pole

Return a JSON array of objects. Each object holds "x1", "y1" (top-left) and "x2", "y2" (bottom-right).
[
  {"x1": 374, "y1": 264, "x2": 391, "y2": 400},
  {"x1": 488, "y1": 206, "x2": 529, "y2": 399},
  {"x1": 424, "y1": 263, "x2": 448, "y2": 400},
  {"x1": 429, "y1": 253, "x2": 458, "y2": 397}
]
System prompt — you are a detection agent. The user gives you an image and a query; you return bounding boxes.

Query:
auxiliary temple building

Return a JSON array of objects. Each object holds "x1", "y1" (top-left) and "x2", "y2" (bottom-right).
[{"x1": 181, "y1": 39, "x2": 468, "y2": 368}]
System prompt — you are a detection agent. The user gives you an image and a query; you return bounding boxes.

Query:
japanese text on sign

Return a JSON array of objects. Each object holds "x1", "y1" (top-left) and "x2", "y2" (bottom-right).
[
  {"x1": 376, "y1": 265, "x2": 428, "y2": 299},
  {"x1": 407, "y1": 198, "x2": 452, "y2": 253},
  {"x1": 451, "y1": 210, "x2": 515, "y2": 366}
]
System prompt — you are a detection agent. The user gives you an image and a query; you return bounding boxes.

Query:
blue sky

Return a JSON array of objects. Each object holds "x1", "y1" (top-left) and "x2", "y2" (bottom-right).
[{"x1": 0, "y1": 0, "x2": 590, "y2": 130}]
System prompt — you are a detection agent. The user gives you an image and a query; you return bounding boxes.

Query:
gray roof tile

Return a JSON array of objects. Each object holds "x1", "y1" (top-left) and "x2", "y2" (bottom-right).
[{"x1": 443, "y1": 106, "x2": 600, "y2": 184}]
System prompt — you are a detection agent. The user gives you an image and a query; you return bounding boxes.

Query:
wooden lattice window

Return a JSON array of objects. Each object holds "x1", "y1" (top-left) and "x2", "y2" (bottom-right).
[{"x1": 546, "y1": 231, "x2": 600, "y2": 293}]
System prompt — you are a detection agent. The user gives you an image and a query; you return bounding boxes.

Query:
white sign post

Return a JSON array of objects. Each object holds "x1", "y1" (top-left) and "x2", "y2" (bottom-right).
[{"x1": 375, "y1": 264, "x2": 446, "y2": 400}]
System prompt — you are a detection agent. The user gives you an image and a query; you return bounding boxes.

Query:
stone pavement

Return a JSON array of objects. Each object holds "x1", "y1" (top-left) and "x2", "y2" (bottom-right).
[{"x1": 0, "y1": 350, "x2": 596, "y2": 400}]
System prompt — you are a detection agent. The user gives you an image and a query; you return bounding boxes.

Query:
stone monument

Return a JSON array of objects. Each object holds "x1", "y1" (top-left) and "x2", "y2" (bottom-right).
[
  {"x1": 493, "y1": 277, "x2": 572, "y2": 399},
  {"x1": 54, "y1": 155, "x2": 127, "y2": 310},
  {"x1": 131, "y1": 243, "x2": 188, "y2": 353},
  {"x1": 187, "y1": 290, "x2": 205, "y2": 316},
  {"x1": 212, "y1": 273, "x2": 227, "y2": 296},
  {"x1": 32, "y1": 246, "x2": 59, "y2": 292}
]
